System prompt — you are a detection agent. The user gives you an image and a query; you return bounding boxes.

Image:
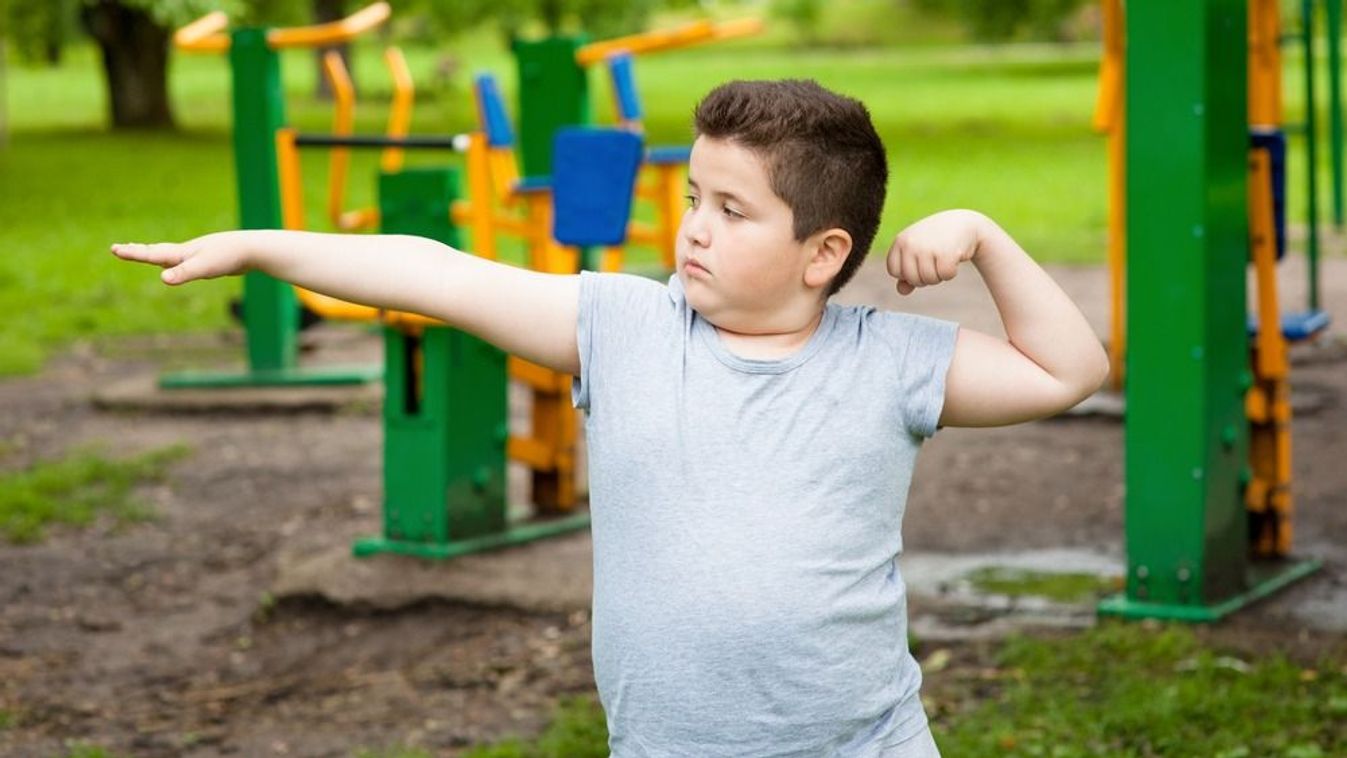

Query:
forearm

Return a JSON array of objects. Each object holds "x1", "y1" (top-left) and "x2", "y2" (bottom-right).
[
  {"x1": 970, "y1": 214, "x2": 1108, "y2": 395},
  {"x1": 239, "y1": 229, "x2": 464, "y2": 318}
]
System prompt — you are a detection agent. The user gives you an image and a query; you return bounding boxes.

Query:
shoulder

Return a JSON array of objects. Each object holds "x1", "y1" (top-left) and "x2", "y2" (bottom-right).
[
  {"x1": 829, "y1": 304, "x2": 959, "y2": 355},
  {"x1": 580, "y1": 271, "x2": 681, "y2": 313}
]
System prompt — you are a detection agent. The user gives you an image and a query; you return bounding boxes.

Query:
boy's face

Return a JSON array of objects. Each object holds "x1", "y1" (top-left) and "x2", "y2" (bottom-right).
[{"x1": 678, "y1": 136, "x2": 818, "y2": 331}]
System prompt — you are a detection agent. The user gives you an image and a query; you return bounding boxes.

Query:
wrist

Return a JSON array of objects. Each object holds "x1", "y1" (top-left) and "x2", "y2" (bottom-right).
[{"x1": 965, "y1": 211, "x2": 998, "y2": 263}]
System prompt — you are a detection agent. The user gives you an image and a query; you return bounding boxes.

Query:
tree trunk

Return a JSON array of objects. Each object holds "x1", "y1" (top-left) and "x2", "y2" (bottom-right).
[
  {"x1": 81, "y1": 1, "x2": 174, "y2": 129},
  {"x1": 313, "y1": 0, "x2": 350, "y2": 100}
]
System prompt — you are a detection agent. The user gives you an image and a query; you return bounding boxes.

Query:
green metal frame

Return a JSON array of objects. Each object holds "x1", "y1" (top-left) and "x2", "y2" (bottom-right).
[
  {"x1": 512, "y1": 35, "x2": 592, "y2": 178},
  {"x1": 352, "y1": 167, "x2": 589, "y2": 560},
  {"x1": 160, "y1": 27, "x2": 379, "y2": 389},
  {"x1": 1301, "y1": 0, "x2": 1323, "y2": 310},
  {"x1": 1098, "y1": 0, "x2": 1318, "y2": 623}
]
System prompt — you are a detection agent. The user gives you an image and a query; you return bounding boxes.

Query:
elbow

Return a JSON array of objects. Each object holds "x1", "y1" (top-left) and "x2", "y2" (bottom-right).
[
  {"x1": 1070, "y1": 343, "x2": 1111, "y2": 407},
  {"x1": 1054, "y1": 343, "x2": 1111, "y2": 413},
  {"x1": 1087, "y1": 342, "x2": 1111, "y2": 393}
]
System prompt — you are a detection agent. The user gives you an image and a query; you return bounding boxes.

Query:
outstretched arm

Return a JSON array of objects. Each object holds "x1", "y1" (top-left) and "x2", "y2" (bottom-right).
[
  {"x1": 112, "y1": 230, "x2": 581, "y2": 374},
  {"x1": 886, "y1": 210, "x2": 1109, "y2": 427}
]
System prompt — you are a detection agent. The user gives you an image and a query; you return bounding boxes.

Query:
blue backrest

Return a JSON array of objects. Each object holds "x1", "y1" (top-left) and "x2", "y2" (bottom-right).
[
  {"x1": 551, "y1": 128, "x2": 644, "y2": 246},
  {"x1": 607, "y1": 53, "x2": 643, "y2": 123},
  {"x1": 473, "y1": 72, "x2": 515, "y2": 148}
]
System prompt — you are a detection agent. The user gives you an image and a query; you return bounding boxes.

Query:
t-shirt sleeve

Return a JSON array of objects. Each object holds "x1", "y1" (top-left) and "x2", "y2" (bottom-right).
[
  {"x1": 571, "y1": 270, "x2": 670, "y2": 412},
  {"x1": 876, "y1": 311, "x2": 960, "y2": 438}
]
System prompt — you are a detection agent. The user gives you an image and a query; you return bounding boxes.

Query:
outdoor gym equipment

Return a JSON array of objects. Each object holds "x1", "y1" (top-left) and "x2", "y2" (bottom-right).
[
  {"x1": 1094, "y1": 0, "x2": 1321, "y2": 622},
  {"x1": 274, "y1": 125, "x2": 643, "y2": 558},
  {"x1": 509, "y1": 17, "x2": 762, "y2": 179},
  {"x1": 322, "y1": 47, "x2": 415, "y2": 232},
  {"x1": 471, "y1": 70, "x2": 667, "y2": 273},
  {"x1": 1095, "y1": 0, "x2": 1333, "y2": 392},
  {"x1": 170, "y1": 3, "x2": 395, "y2": 388}
]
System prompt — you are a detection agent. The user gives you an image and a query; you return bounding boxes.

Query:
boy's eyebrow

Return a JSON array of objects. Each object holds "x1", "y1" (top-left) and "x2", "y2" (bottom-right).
[{"x1": 686, "y1": 178, "x2": 753, "y2": 209}]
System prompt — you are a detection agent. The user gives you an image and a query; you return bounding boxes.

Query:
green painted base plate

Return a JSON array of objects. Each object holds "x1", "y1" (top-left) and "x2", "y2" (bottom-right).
[
  {"x1": 352, "y1": 511, "x2": 591, "y2": 560},
  {"x1": 1097, "y1": 557, "x2": 1322, "y2": 622},
  {"x1": 159, "y1": 364, "x2": 382, "y2": 389}
]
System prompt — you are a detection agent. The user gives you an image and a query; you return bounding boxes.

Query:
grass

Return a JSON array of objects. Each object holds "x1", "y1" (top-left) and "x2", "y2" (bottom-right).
[
  {"x1": 0, "y1": 444, "x2": 190, "y2": 544},
  {"x1": 934, "y1": 622, "x2": 1347, "y2": 756},
  {"x1": 964, "y1": 566, "x2": 1117, "y2": 602},
  {"x1": 434, "y1": 623, "x2": 1347, "y2": 757},
  {"x1": 355, "y1": 696, "x2": 607, "y2": 758}
]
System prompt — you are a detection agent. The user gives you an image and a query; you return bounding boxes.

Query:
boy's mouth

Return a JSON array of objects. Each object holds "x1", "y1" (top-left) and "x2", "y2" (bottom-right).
[{"x1": 684, "y1": 258, "x2": 711, "y2": 276}]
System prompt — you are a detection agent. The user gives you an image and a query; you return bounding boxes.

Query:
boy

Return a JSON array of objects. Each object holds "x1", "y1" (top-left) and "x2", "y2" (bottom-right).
[{"x1": 113, "y1": 80, "x2": 1108, "y2": 756}]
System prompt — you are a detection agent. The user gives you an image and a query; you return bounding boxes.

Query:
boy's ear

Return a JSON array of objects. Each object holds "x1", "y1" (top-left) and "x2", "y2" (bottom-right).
[{"x1": 803, "y1": 227, "x2": 853, "y2": 290}]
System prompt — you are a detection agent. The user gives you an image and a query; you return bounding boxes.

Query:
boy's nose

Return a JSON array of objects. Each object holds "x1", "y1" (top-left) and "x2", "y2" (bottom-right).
[{"x1": 681, "y1": 209, "x2": 710, "y2": 248}]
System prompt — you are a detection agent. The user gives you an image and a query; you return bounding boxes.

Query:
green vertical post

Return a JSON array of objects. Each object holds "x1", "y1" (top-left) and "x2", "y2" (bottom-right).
[
  {"x1": 1103, "y1": 0, "x2": 1250, "y2": 619},
  {"x1": 1328, "y1": 0, "x2": 1344, "y2": 229},
  {"x1": 512, "y1": 35, "x2": 591, "y2": 178},
  {"x1": 1100, "y1": 0, "x2": 1320, "y2": 622},
  {"x1": 353, "y1": 167, "x2": 589, "y2": 559},
  {"x1": 229, "y1": 28, "x2": 298, "y2": 373},
  {"x1": 1303, "y1": 0, "x2": 1322, "y2": 310}
]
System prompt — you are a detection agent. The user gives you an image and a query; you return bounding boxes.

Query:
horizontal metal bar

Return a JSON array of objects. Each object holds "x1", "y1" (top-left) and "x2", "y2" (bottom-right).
[{"x1": 293, "y1": 133, "x2": 469, "y2": 151}]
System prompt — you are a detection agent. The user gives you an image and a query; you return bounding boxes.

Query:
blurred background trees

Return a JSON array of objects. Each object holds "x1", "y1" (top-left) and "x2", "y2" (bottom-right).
[{"x1": 0, "y1": 0, "x2": 1100, "y2": 131}]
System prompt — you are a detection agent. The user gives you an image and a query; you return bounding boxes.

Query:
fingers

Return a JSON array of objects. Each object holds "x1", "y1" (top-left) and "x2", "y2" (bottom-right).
[
  {"x1": 891, "y1": 245, "x2": 959, "y2": 297},
  {"x1": 110, "y1": 242, "x2": 187, "y2": 268},
  {"x1": 111, "y1": 241, "x2": 207, "y2": 286}
]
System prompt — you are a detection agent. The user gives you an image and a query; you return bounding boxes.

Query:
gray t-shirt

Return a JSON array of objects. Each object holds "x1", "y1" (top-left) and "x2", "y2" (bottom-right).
[{"x1": 573, "y1": 272, "x2": 959, "y2": 757}]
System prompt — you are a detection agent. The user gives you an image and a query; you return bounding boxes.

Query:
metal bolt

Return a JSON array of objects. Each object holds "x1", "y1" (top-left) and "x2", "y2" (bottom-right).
[
  {"x1": 1192, "y1": 467, "x2": 1204, "y2": 480},
  {"x1": 1136, "y1": 565, "x2": 1150, "y2": 579},
  {"x1": 1177, "y1": 567, "x2": 1192, "y2": 582}
]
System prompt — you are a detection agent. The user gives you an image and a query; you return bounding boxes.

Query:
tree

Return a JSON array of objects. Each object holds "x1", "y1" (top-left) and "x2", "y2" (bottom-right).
[
  {"x1": 415, "y1": 0, "x2": 656, "y2": 44},
  {"x1": 913, "y1": 0, "x2": 1091, "y2": 42},
  {"x1": 4, "y1": 0, "x2": 224, "y2": 130}
]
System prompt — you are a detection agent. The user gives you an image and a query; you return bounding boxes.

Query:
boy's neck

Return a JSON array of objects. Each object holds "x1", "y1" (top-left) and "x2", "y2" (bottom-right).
[{"x1": 712, "y1": 307, "x2": 826, "y2": 361}]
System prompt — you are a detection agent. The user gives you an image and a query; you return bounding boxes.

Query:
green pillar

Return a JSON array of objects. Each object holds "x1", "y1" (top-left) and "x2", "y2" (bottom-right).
[
  {"x1": 512, "y1": 35, "x2": 591, "y2": 178},
  {"x1": 354, "y1": 168, "x2": 589, "y2": 560},
  {"x1": 159, "y1": 27, "x2": 380, "y2": 389},
  {"x1": 1327, "y1": 0, "x2": 1344, "y2": 229},
  {"x1": 1100, "y1": 0, "x2": 1318, "y2": 622},
  {"x1": 1302, "y1": 0, "x2": 1322, "y2": 310},
  {"x1": 230, "y1": 28, "x2": 298, "y2": 374}
]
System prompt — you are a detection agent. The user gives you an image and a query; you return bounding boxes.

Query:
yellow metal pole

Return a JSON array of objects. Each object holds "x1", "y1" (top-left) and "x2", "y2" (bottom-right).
[
  {"x1": 322, "y1": 51, "x2": 355, "y2": 229},
  {"x1": 1247, "y1": 148, "x2": 1294, "y2": 558},
  {"x1": 1248, "y1": 0, "x2": 1283, "y2": 128},
  {"x1": 1094, "y1": 0, "x2": 1126, "y2": 391},
  {"x1": 267, "y1": 2, "x2": 390, "y2": 49},
  {"x1": 381, "y1": 47, "x2": 414, "y2": 173},
  {"x1": 464, "y1": 132, "x2": 499, "y2": 261}
]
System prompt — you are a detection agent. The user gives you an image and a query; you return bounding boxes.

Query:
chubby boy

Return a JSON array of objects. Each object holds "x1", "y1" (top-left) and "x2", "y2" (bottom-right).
[{"x1": 113, "y1": 80, "x2": 1108, "y2": 756}]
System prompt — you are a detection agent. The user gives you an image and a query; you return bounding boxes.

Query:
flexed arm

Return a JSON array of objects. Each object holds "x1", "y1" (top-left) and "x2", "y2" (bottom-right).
[
  {"x1": 885, "y1": 210, "x2": 1109, "y2": 427},
  {"x1": 112, "y1": 229, "x2": 581, "y2": 374}
]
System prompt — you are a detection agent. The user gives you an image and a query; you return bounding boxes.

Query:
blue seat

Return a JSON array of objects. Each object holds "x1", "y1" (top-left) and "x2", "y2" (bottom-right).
[
  {"x1": 647, "y1": 145, "x2": 693, "y2": 165},
  {"x1": 1247, "y1": 309, "x2": 1331, "y2": 341},
  {"x1": 551, "y1": 128, "x2": 644, "y2": 247}
]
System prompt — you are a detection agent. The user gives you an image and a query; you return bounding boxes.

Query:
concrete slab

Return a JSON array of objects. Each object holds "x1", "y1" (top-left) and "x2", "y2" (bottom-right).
[
  {"x1": 91, "y1": 372, "x2": 383, "y2": 414},
  {"x1": 270, "y1": 530, "x2": 594, "y2": 614}
]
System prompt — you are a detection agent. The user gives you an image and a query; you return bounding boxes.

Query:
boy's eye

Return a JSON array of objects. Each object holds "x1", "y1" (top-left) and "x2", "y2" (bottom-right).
[
  {"x1": 685, "y1": 194, "x2": 699, "y2": 209},
  {"x1": 722, "y1": 205, "x2": 745, "y2": 220}
]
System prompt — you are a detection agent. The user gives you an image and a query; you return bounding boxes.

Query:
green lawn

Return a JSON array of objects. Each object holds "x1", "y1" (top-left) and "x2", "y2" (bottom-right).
[
  {"x1": 355, "y1": 622, "x2": 1347, "y2": 757},
  {"x1": 2, "y1": 8, "x2": 1336, "y2": 375}
]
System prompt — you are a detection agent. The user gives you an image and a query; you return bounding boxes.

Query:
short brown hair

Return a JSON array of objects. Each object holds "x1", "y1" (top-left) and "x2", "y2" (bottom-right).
[{"x1": 693, "y1": 79, "x2": 888, "y2": 296}]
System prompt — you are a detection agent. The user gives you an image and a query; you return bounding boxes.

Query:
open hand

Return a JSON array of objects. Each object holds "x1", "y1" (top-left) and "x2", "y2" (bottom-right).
[
  {"x1": 885, "y1": 209, "x2": 988, "y2": 296},
  {"x1": 110, "y1": 232, "x2": 251, "y2": 286}
]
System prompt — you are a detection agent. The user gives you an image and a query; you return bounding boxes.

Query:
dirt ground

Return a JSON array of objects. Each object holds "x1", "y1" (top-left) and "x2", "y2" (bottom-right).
[{"x1": 1, "y1": 255, "x2": 1344, "y2": 757}]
